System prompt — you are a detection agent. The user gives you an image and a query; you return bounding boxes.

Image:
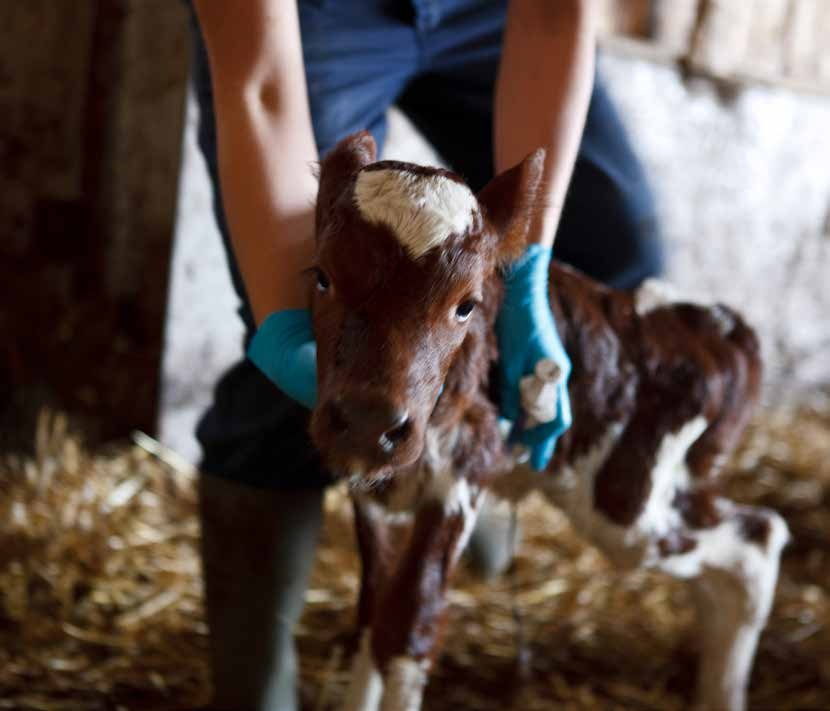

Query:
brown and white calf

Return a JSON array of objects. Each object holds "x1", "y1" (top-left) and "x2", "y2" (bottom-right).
[{"x1": 307, "y1": 132, "x2": 788, "y2": 711}]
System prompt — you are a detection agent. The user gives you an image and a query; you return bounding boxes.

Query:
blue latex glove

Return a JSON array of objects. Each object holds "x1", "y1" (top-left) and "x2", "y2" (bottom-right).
[
  {"x1": 496, "y1": 244, "x2": 572, "y2": 470},
  {"x1": 247, "y1": 309, "x2": 317, "y2": 409}
]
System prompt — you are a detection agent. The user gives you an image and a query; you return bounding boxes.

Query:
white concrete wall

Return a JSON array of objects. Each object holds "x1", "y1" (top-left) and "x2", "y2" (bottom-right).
[
  {"x1": 160, "y1": 54, "x2": 830, "y2": 463},
  {"x1": 159, "y1": 92, "x2": 244, "y2": 464},
  {"x1": 601, "y1": 56, "x2": 830, "y2": 394}
]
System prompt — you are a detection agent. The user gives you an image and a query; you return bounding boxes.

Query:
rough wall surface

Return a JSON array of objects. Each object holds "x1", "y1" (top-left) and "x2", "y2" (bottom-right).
[
  {"x1": 600, "y1": 55, "x2": 830, "y2": 396},
  {"x1": 162, "y1": 52, "x2": 830, "y2": 461}
]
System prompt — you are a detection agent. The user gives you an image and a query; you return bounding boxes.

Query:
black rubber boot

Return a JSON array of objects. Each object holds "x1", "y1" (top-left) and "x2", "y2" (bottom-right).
[{"x1": 199, "y1": 474, "x2": 324, "y2": 711}]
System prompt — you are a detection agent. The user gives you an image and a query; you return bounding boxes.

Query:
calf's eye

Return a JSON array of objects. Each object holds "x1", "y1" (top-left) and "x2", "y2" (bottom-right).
[
  {"x1": 316, "y1": 269, "x2": 331, "y2": 293},
  {"x1": 455, "y1": 300, "x2": 476, "y2": 322}
]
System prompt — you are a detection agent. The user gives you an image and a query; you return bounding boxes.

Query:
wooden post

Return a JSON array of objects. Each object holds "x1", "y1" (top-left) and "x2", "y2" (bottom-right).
[{"x1": 0, "y1": 0, "x2": 189, "y2": 442}]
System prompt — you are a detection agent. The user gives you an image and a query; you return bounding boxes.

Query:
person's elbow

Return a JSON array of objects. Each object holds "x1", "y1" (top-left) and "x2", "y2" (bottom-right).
[{"x1": 194, "y1": 0, "x2": 295, "y2": 117}]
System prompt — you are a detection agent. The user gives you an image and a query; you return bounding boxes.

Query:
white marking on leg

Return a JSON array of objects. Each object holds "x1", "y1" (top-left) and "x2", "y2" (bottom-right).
[
  {"x1": 354, "y1": 169, "x2": 479, "y2": 259},
  {"x1": 659, "y1": 503, "x2": 789, "y2": 711},
  {"x1": 637, "y1": 416, "x2": 708, "y2": 563},
  {"x1": 659, "y1": 499, "x2": 788, "y2": 582},
  {"x1": 343, "y1": 630, "x2": 384, "y2": 711},
  {"x1": 380, "y1": 656, "x2": 429, "y2": 711},
  {"x1": 427, "y1": 470, "x2": 473, "y2": 516},
  {"x1": 424, "y1": 469, "x2": 480, "y2": 566}
]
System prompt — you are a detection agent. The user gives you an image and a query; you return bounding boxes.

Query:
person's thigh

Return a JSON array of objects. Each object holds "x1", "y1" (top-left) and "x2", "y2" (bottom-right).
[
  {"x1": 399, "y1": 0, "x2": 662, "y2": 288},
  {"x1": 300, "y1": 1, "x2": 419, "y2": 156},
  {"x1": 554, "y1": 81, "x2": 664, "y2": 289},
  {"x1": 186, "y1": 1, "x2": 418, "y2": 489},
  {"x1": 397, "y1": 0, "x2": 505, "y2": 192}
]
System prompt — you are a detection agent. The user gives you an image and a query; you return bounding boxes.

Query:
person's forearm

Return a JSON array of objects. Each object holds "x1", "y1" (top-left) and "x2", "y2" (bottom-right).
[
  {"x1": 194, "y1": 1, "x2": 319, "y2": 323},
  {"x1": 495, "y1": 0, "x2": 596, "y2": 249}
]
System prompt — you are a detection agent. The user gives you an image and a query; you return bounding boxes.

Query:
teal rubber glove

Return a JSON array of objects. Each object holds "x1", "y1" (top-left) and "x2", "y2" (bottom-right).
[
  {"x1": 496, "y1": 244, "x2": 572, "y2": 470},
  {"x1": 247, "y1": 309, "x2": 317, "y2": 409}
]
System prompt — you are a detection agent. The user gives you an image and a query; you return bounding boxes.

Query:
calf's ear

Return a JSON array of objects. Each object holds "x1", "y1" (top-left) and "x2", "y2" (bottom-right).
[
  {"x1": 316, "y1": 131, "x2": 377, "y2": 238},
  {"x1": 476, "y1": 148, "x2": 546, "y2": 263}
]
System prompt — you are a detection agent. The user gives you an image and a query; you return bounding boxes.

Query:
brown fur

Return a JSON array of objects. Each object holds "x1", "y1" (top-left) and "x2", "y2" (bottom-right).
[
  {"x1": 545, "y1": 263, "x2": 761, "y2": 525},
  {"x1": 308, "y1": 133, "x2": 772, "y2": 711}
]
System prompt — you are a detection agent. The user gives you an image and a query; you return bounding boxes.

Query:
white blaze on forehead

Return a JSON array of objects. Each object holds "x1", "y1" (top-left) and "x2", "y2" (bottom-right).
[{"x1": 354, "y1": 168, "x2": 479, "y2": 259}]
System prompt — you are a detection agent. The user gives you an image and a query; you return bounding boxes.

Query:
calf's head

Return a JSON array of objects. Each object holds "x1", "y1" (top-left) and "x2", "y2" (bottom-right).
[{"x1": 309, "y1": 132, "x2": 544, "y2": 483}]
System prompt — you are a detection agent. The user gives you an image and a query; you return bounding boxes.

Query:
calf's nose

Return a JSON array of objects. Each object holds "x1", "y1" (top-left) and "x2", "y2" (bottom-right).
[{"x1": 327, "y1": 396, "x2": 412, "y2": 454}]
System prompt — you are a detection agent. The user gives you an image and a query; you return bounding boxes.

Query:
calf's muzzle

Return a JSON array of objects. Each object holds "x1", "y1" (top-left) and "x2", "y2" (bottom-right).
[{"x1": 316, "y1": 389, "x2": 419, "y2": 474}]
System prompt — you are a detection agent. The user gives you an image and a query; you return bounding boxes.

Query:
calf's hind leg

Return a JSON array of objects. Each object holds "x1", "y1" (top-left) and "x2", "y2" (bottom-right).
[
  {"x1": 576, "y1": 485, "x2": 788, "y2": 711},
  {"x1": 552, "y1": 418, "x2": 788, "y2": 710},
  {"x1": 565, "y1": 407, "x2": 788, "y2": 709},
  {"x1": 657, "y1": 497, "x2": 789, "y2": 711}
]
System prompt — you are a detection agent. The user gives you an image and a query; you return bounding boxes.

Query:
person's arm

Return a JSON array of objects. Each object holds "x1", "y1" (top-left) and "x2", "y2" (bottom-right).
[
  {"x1": 493, "y1": 0, "x2": 596, "y2": 469},
  {"x1": 193, "y1": 1, "x2": 320, "y2": 408},
  {"x1": 193, "y1": 0, "x2": 318, "y2": 324},
  {"x1": 495, "y1": 0, "x2": 596, "y2": 248}
]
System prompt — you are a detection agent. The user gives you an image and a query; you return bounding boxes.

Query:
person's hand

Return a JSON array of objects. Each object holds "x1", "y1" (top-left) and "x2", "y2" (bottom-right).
[
  {"x1": 496, "y1": 244, "x2": 572, "y2": 470},
  {"x1": 247, "y1": 309, "x2": 317, "y2": 409}
]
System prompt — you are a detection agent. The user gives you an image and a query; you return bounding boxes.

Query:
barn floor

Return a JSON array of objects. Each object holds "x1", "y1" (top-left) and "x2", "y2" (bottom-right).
[{"x1": 1, "y1": 404, "x2": 829, "y2": 710}]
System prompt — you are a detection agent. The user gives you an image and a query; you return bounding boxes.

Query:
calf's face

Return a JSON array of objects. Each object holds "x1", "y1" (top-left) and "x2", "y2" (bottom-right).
[{"x1": 308, "y1": 132, "x2": 544, "y2": 483}]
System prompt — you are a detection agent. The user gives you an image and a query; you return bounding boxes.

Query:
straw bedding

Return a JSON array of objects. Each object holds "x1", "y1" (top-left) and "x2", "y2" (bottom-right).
[{"x1": 2, "y1": 404, "x2": 829, "y2": 710}]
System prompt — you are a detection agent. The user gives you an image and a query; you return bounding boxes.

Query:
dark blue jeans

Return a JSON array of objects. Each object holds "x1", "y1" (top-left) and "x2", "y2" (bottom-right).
[{"x1": 189, "y1": 0, "x2": 663, "y2": 488}]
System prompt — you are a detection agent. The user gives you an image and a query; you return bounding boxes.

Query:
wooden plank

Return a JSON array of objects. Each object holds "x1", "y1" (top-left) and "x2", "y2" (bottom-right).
[
  {"x1": 595, "y1": 0, "x2": 622, "y2": 37},
  {"x1": 821, "y1": 4, "x2": 830, "y2": 84},
  {"x1": 0, "y1": 3, "x2": 95, "y2": 199},
  {"x1": 105, "y1": 0, "x2": 189, "y2": 302},
  {"x1": 596, "y1": 0, "x2": 652, "y2": 38},
  {"x1": 784, "y1": 0, "x2": 830, "y2": 84},
  {"x1": 91, "y1": 0, "x2": 189, "y2": 436},
  {"x1": 601, "y1": 34, "x2": 830, "y2": 98},
  {"x1": 616, "y1": 0, "x2": 652, "y2": 37},
  {"x1": 689, "y1": 0, "x2": 755, "y2": 77},
  {"x1": 575, "y1": 0, "x2": 830, "y2": 92},
  {"x1": 0, "y1": 0, "x2": 189, "y2": 441},
  {"x1": 0, "y1": 2, "x2": 95, "y2": 257},
  {"x1": 742, "y1": 0, "x2": 790, "y2": 79},
  {"x1": 651, "y1": 0, "x2": 700, "y2": 55}
]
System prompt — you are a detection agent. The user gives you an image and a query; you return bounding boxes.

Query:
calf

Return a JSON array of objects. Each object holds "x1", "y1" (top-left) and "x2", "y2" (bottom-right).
[{"x1": 308, "y1": 132, "x2": 788, "y2": 711}]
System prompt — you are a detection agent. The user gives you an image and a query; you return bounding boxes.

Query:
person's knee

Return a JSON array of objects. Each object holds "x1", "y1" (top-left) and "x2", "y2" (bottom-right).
[
  {"x1": 199, "y1": 472, "x2": 323, "y2": 533},
  {"x1": 555, "y1": 168, "x2": 664, "y2": 290},
  {"x1": 609, "y1": 213, "x2": 665, "y2": 290},
  {"x1": 198, "y1": 473, "x2": 324, "y2": 598},
  {"x1": 597, "y1": 165, "x2": 664, "y2": 289}
]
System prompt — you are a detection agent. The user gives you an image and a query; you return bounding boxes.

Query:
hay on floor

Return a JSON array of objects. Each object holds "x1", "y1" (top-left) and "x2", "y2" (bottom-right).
[{"x1": 1, "y1": 405, "x2": 829, "y2": 710}]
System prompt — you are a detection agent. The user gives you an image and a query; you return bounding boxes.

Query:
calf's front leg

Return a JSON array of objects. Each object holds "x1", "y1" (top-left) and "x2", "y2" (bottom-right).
[
  {"x1": 342, "y1": 498, "x2": 396, "y2": 711},
  {"x1": 363, "y1": 478, "x2": 480, "y2": 711}
]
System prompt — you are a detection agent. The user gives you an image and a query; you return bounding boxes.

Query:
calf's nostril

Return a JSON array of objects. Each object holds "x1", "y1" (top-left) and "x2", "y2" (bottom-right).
[
  {"x1": 327, "y1": 402, "x2": 348, "y2": 433},
  {"x1": 379, "y1": 416, "x2": 411, "y2": 453}
]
